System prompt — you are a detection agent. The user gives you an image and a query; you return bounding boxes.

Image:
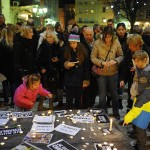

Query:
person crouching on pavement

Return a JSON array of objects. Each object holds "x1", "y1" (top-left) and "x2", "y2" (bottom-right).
[
  {"x1": 14, "y1": 73, "x2": 53, "y2": 111},
  {"x1": 123, "y1": 50, "x2": 150, "y2": 150}
]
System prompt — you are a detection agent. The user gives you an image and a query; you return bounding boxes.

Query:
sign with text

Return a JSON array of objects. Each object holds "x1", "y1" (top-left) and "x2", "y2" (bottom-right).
[
  {"x1": 11, "y1": 111, "x2": 33, "y2": 118},
  {"x1": 47, "y1": 139, "x2": 78, "y2": 150},
  {"x1": 31, "y1": 123, "x2": 54, "y2": 133},
  {"x1": 0, "y1": 111, "x2": 11, "y2": 118},
  {"x1": 33, "y1": 115, "x2": 55, "y2": 123},
  {"x1": 96, "y1": 114, "x2": 110, "y2": 123},
  {"x1": 94, "y1": 143, "x2": 116, "y2": 150},
  {"x1": 72, "y1": 115, "x2": 94, "y2": 123},
  {"x1": 0, "y1": 127, "x2": 22, "y2": 136},
  {"x1": 55, "y1": 124, "x2": 81, "y2": 136}
]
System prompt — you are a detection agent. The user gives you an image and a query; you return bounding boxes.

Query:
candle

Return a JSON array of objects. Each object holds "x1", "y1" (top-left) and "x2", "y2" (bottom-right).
[
  {"x1": 20, "y1": 131, "x2": 23, "y2": 134},
  {"x1": 0, "y1": 142, "x2": 5, "y2": 145},
  {"x1": 70, "y1": 136, "x2": 73, "y2": 139},
  {"x1": 42, "y1": 113, "x2": 45, "y2": 116},
  {"x1": 82, "y1": 128, "x2": 86, "y2": 131},
  {"x1": 85, "y1": 143, "x2": 89, "y2": 145},
  {"x1": 103, "y1": 133, "x2": 107, "y2": 136},
  {"x1": 12, "y1": 116, "x2": 17, "y2": 121},
  {"x1": 81, "y1": 137, "x2": 85, "y2": 140},
  {"x1": 3, "y1": 137, "x2": 8, "y2": 140},
  {"x1": 83, "y1": 145, "x2": 87, "y2": 148},
  {"x1": 110, "y1": 143, "x2": 114, "y2": 146},
  {"x1": 47, "y1": 110, "x2": 52, "y2": 115},
  {"x1": 109, "y1": 119, "x2": 113, "y2": 131}
]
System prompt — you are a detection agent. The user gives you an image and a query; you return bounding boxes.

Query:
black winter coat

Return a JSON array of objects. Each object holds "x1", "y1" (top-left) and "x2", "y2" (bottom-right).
[
  {"x1": 13, "y1": 35, "x2": 37, "y2": 77},
  {"x1": 0, "y1": 39, "x2": 15, "y2": 81}
]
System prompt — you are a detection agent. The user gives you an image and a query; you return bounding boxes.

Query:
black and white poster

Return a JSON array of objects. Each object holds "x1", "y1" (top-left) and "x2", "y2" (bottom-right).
[
  {"x1": 47, "y1": 139, "x2": 78, "y2": 150},
  {"x1": 96, "y1": 114, "x2": 110, "y2": 123},
  {"x1": 11, "y1": 111, "x2": 33, "y2": 118},
  {"x1": 94, "y1": 143, "x2": 116, "y2": 150},
  {"x1": 0, "y1": 127, "x2": 22, "y2": 136}
]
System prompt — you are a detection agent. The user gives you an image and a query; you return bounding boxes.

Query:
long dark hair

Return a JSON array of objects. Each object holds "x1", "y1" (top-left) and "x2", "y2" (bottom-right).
[
  {"x1": 102, "y1": 26, "x2": 114, "y2": 43},
  {"x1": 64, "y1": 43, "x2": 87, "y2": 64}
]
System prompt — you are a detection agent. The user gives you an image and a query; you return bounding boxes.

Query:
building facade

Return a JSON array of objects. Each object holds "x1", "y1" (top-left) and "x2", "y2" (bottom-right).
[{"x1": 75, "y1": 0, "x2": 114, "y2": 27}]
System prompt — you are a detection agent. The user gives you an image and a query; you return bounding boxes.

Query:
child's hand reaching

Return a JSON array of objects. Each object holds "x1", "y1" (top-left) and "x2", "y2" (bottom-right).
[{"x1": 47, "y1": 93, "x2": 53, "y2": 99}]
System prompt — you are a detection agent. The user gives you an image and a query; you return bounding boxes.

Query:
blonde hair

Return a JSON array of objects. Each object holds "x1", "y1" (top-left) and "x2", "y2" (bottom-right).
[
  {"x1": 26, "y1": 73, "x2": 41, "y2": 89},
  {"x1": 45, "y1": 31, "x2": 59, "y2": 43},
  {"x1": 127, "y1": 34, "x2": 144, "y2": 48},
  {"x1": 20, "y1": 25, "x2": 33, "y2": 38},
  {"x1": 133, "y1": 50, "x2": 149, "y2": 63},
  {"x1": 0, "y1": 28, "x2": 14, "y2": 48}
]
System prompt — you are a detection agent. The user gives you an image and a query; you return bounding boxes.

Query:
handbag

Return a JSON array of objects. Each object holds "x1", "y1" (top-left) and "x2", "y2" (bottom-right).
[{"x1": 92, "y1": 45, "x2": 112, "y2": 76}]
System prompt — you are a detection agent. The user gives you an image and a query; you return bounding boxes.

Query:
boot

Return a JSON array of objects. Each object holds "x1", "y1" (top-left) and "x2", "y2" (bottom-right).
[
  {"x1": 136, "y1": 126, "x2": 146, "y2": 150},
  {"x1": 118, "y1": 99, "x2": 123, "y2": 109}
]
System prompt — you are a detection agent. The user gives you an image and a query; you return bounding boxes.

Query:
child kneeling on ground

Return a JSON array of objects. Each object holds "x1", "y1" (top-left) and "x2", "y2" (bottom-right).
[
  {"x1": 123, "y1": 50, "x2": 150, "y2": 150},
  {"x1": 14, "y1": 73, "x2": 53, "y2": 111}
]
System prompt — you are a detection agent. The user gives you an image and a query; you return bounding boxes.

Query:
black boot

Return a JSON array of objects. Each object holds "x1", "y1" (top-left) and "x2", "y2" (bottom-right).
[
  {"x1": 136, "y1": 126, "x2": 146, "y2": 150},
  {"x1": 118, "y1": 99, "x2": 123, "y2": 109}
]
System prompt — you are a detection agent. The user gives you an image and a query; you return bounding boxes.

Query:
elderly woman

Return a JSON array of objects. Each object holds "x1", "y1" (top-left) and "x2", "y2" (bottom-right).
[
  {"x1": 91, "y1": 26, "x2": 124, "y2": 120},
  {"x1": 37, "y1": 31, "x2": 63, "y2": 110},
  {"x1": 13, "y1": 25, "x2": 37, "y2": 87},
  {"x1": 120, "y1": 34, "x2": 150, "y2": 113}
]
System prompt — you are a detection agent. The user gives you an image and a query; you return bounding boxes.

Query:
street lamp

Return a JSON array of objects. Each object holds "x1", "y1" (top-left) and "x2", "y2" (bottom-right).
[{"x1": 32, "y1": 6, "x2": 47, "y2": 17}]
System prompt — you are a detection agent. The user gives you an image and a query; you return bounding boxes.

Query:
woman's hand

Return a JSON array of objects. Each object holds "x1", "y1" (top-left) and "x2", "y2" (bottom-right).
[
  {"x1": 120, "y1": 80, "x2": 125, "y2": 87},
  {"x1": 108, "y1": 60, "x2": 117, "y2": 66},
  {"x1": 102, "y1": 61, "x2": 109, "y2": 67},
  {"x1": 52, "y1": 57, "x2": 58, "y2": 62},
  {"x1": 67, "y1": 62, "x2": 76, "y2": 67},
  {"x1": 41, "y1": 68, "x2": 46, "y2": 74}
]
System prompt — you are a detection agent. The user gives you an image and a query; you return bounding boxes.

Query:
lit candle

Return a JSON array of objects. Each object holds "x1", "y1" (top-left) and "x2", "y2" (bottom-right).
[
  {"x1": 12, "y1": 116, "x2": 17, "y2": 121},
  {"x1": 70, "y1": 136, "x2": 73, "y2": 139},
  {"x1": 81, "y1": 137, "x2": 85, "y2": 140},
  {"x1": 83, "y1": 145, "x2": 87, "y2": 148},
  {"x1": 56, "y1": 119, "x2": 59, "y2": 122},
  {"x1": 110, "y1": 143, "x2": 114, "y2": 147},
  {"x1": 98, "y1": 127, "x2": 101, "y2": 130},
  {"x1": 109, "y1": 119, "x2": 113, "y2": 131},
  {"x1": 103, "y1": 133, "x2": 107, "y2": 136},
  {"x1": 3, "y1": 137, "x2": 8, "y2": 140},
  {"x1": 62, "y1": 121, "x2": 65, "y2": 124},
  {"x1": 42, "y1": 113, "x2": 45, "y2": 116},
  {"x1": 69, "y1": 110, "x2": 72, "y2": 112},
  {"x1": 82, "y1": 128, "x2": 86, "y2": 131},
  {"x1": 85, "y1": 143, "x2": 89, "y2": 145},
  {"x1": 0, "y1": 142, "x2": 5, "y2": 145},
  {"x1": 47, "y1": 110, "x2": 52, "y2": 115},
  {"x1": 20, "y1": 131, "x2": 23, "y2": 134}
]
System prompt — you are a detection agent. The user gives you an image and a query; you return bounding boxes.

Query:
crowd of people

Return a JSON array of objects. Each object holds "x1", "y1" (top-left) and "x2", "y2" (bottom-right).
[{"x1": 0, "y1": 13, "x2": 150, "y2": 149}]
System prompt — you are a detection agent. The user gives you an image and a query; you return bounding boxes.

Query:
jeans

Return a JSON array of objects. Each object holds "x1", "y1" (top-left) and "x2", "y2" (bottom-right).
[{"x1": 97, "y1": 73, "x2": 119, "y2": 114}]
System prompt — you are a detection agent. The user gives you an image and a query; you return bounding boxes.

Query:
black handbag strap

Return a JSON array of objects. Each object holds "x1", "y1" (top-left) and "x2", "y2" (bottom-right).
[{"x1": 104, "y1": 45, "x2": 112, "y2": 61}]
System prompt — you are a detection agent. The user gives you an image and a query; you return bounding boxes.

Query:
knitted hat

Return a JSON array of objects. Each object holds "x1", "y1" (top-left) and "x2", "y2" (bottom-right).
[{"x1": 68, "y1": 34, "x2": 80, "y2": 42}]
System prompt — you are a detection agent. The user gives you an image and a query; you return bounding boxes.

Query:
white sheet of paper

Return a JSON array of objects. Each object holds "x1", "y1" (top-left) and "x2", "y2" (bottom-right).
[
  {"x1": 72, "y1": 115, "x2": 94, "y2": 123},
  {"x1": 30, "y1": 123, "x2": 54, "y2": 133},
  {"x1": 33, "y1": 115, "x2": 55, "y2": 123},
  {"x1": 55, "y1": 124, "x2": 81, "y2": 136},
  {"x1": 0, "y1": 118, "x2": 9, "y2": 126}
]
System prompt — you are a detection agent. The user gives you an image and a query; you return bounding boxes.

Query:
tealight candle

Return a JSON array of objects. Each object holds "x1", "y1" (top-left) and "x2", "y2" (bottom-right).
[
  {"x1": 98, "y1": 144, "x2": 102, "y2": 147},
  {"x1": 62, "y1": 121, "x2": 65, "y2": 124},
  {"x1": 82, "y1": 128, "x2": 86, "y2": 131},
  {"x1": 85, "y1": 142, "x2": 89, "y2": 145},
  {"x1": 12, "y1": 116, "x2": 17, "y2": 121},
  {"x1": 69, "y1": 110, "x2": 72, "y2": 112},
  {"x1": 98, "y1": 127, "x2": 101, "y2": 130},
  {"x1": 81, "y1": 137, "x2": 85, "y2": 140},
  {"x1": 56, "y1": 119, "x2": 59, "y2": 122},
  {"x1": 3, "y1": 137, "x2": 7, "y2": 140},
  {"x1": 5, "y1": 126, "x2": 8, "y2": 128},
  {"x1": 42, "y1": 113, "x2": 45, "y2": 116},
  {"x1": 103, "y1": 133, "x2": 107, "y2": 136},
  {"x1": 83, "y1": 145, "x2": 87, "y2": 148},
  {"x1": 17, "y1": 125, "x2": 21, "y2": 127},
  {"x1": 20, "y1": 131, "x2": 23, "y2": 134},
  {"x1": 93, "y1": 133, "x2": 97, "y2": 135},
  {"x1": 110, "y1": 143, "x2": 114, "y2": 146},
  {"x1": 97, "y1": 120, "x2": 100, "y2": 123},
  {"x1": 113, "y1": 148, "x2": 117, "y2": 150},
  {"x1": 104, "y1": 142, "x2": 107, "y2": 145},
  {"x1": 47, "y1": 111, "x2": 52, "y2": 115},
  {"x1": 0, "y1": 142, "x2": 5, "y2": 145},
  {"x1": 70, "y1": 136, "x2": 73, "y2": 139}
]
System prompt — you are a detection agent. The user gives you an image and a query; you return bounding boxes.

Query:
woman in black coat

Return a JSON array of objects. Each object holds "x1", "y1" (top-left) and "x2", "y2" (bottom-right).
[
  {"x1": 0, "y1": 28, "x2": 15, "y2": 105},
  {"x1": 37, "y1": 31, "x2": 63, "y2": 110},
  {"x1": 13, "y1": 25, "x2": 38, "y2": 87}
]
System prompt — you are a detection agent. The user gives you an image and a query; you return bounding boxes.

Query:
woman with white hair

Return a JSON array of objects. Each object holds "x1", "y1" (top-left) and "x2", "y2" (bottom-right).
[{"x1": 37, "y1": 31, "x2": 63, "y2": 110}]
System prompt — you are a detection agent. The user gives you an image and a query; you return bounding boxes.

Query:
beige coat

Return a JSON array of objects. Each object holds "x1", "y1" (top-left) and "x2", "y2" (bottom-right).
[{"x1": 91, "y1": 38, "x2": 124, "y2": 76}]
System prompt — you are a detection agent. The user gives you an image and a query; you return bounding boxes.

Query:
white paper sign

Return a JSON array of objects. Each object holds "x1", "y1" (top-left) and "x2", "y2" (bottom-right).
[
  {"x1": 33, "y1": 115, "x2": 55, "y2": 123},
  {"x1": 30, "y1": 123, "x2": 54, "y2": 133},
  {"x1": 0, "y1": 118, "x2": 9, "y2": 126},
  {"x1": 72, "y1": 115, "x2": 94, "y2": 123},
  {"x1": 11, "y1": 111, "x2": 33, "y2": 118},
  {"x1": 0, "y1": 111, "x2": 11, "y2": 118},
  {"x1": 55, "y1": 124, "x2": 81, "y2": 136}
]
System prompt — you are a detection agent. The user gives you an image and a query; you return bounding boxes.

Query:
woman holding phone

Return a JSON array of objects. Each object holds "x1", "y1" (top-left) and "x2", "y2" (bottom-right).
[{"x1": 63, "y1": 34, "x2": 90, "y2": 109}]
